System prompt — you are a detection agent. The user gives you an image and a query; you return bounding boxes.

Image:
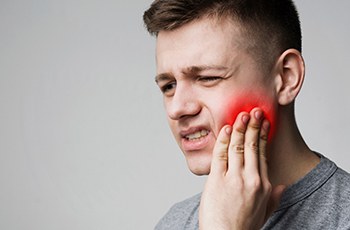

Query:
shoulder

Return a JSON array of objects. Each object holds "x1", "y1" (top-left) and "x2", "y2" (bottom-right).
[
  {"x1": 302, "y1": 165, "x2": 350, "y2": 229},
  {"x1": 330, "y1": 167, "x2": 350, "y2": 228},
  {"x1": 264, "y1": 155, "x2": 350, "y2": 229},
  {"x1": 303, "y1": 153, "x2": 350, "y2": 200},
  {"x1": 171, "y1": 193, "x2": 201, "y2": 211},
  {"x1": 155, "y1": 193, "x2": 201, "y2": 230},
  {"x1": 295, "y1": 155, "x2": 350, "y2": 210},
  {"x1": 324, "y1": 166, "x2": 350, "y2": 202},
  {"x1": 316, "y1": 156, "x2": 350, "y2": 196},
  {"x1": 331, "y1": 166, "x2": 350, "y2": 183}
]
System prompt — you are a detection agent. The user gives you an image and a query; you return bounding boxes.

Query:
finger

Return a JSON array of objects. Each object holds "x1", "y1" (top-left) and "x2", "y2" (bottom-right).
[
  {"x1": 259, "y1": 119, "x2": 270, "y2": 181},
  {"x1": 210, "y1": 125, "x2": 232, "y2": 176},
  {"x1": 244, "y1": 108, "x2": 264, "y2": 174},
  {"x1": 228, "y1": 112, "x2": 250, "y2": 174}
]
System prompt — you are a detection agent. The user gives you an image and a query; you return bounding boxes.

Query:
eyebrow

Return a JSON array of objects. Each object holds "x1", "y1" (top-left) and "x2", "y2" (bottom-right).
[
  {"x1": 155, "y1": 73, "x2": 173, "y2": 84},
  {"x1": 155, "y1": 65, "x2": 228, "y2": 84}
]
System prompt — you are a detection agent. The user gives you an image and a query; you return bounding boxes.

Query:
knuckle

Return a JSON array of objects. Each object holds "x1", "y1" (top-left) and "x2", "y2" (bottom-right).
[
  {"x1": 245, "y1": 141, "x2": 259, "y2": 152},
  {"x1": 234, "y1": 125, "x2": 246, "y2": 134},
  {"x1": 217, "y1": 155, "x2": 228, "y2": 161},
  {"x1": 218, "y1": 156, "x2": 228, "y2": 162},
  {"x1": 216, "y1": 144, "x2": 228, "y2": 154},
  {"x1": 232, "y1": 128, "x2": 245, "y2": 141},
  {"x1": 214, "y1": 140, "x2": 229, "y2": 154},
  {"x1": 229, "y1": 143, "x2": 245, "y2": 153},
  {"x1": 264, "y1": 182, "x2": 272, "y2": 194},
  {"x1": 248, "y1": 122, "x2": 260, "y2": 130},
  {"x1": 214, "y1": 147, "x2": 228, "y2": 161},
  {"x1": 260, "y1": 132, "x2": 268, "y2": 141},
  {"x1": 260, "y1": 153, "x2": 268, "y2": 162},
  {"x1": 246, "y1": 175, "x2": 262, "y2": 192},
  {"x1": 218, "y1": 138, "x2": 229, "y2": 146}
]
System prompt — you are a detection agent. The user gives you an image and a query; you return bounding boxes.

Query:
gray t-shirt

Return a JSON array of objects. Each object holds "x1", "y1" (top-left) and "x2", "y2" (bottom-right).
[{"x1": 155, "y1": 154, "x2": 350, "y2": 229}]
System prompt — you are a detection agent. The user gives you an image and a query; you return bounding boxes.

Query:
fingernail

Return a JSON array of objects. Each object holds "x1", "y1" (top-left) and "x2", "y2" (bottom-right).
[
  {"x1": 225, "y1": 126, "x2": 232, "y2": 135},
  {"x1": 255, "y1": 110, "x2": 263, "y2": 120},
  {"x1": 242, "y1": 115, "x2": 250, "y2": 124}
]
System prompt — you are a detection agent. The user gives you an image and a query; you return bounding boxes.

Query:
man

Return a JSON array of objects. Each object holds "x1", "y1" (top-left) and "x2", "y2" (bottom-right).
[{"x1": 143, "y1": 0, "x2": 350, "y2": 229}]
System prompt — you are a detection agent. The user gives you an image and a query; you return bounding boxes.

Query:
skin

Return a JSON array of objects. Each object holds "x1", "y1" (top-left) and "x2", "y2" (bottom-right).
[
  {"x1": 155, "y1": 17, "x2": 320, "y2": 229},
  {"x1": 156, "y1": 18, "x2": 276, "y2": 175},
  {"x1": 199, "y1": 109, "x2": 286, "y2": 229}
]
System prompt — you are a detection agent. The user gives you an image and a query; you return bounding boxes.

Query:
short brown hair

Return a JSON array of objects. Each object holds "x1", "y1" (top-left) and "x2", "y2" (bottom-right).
[{"x1": 143, "y1": 0, "x2": 302, "y2": 70}]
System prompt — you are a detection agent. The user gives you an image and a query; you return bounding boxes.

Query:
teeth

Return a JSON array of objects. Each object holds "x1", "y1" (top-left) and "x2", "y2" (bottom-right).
[
  {"x1": 200, "y1": 130, "x2": 207, "y2": 136},
  {"x1": 186, "y1": 130, "x2": 209, "y2": 140}
]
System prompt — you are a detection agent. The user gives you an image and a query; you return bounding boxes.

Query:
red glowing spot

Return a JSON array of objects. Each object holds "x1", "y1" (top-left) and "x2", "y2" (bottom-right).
[{"x1": 224, "y1": 90, "x2": 277, "y2": 141}]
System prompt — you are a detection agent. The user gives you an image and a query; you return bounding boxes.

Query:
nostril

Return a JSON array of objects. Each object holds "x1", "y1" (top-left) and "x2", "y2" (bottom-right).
[{"x1": 167, "y1": 102, "x2": 201, "y2": 120}]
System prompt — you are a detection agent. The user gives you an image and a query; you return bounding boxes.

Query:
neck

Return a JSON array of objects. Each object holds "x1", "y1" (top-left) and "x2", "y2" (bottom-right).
[{"x1": 267, "y1": 105, "x2": 320, "y2": 187}]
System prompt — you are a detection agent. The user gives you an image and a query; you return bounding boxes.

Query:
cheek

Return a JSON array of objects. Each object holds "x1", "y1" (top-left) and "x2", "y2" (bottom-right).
[{"x1": 224, "y1": 91, "x2": 277, "y2": 140}]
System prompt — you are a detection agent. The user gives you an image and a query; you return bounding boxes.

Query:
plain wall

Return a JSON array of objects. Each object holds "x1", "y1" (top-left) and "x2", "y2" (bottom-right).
[{"x1": 0, "y1": 0, "x2": 349, "y2": 229}]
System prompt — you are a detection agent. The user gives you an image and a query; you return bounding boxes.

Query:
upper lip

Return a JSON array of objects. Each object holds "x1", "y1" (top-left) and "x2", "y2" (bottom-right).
[{"x1": 179, "y1": 126, "x2": 210, "y2": 138}]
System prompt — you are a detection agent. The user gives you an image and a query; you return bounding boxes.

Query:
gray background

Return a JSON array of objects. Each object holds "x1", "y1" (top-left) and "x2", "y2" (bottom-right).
[{"x1": 0, "y1": 0, "x2": 349, "y2": 229}]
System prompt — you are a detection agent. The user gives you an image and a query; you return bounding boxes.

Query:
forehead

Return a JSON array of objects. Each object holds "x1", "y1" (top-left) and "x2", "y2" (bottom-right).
[{"x1": 156, "y1": 17, "x2": 245, "y2": 73}]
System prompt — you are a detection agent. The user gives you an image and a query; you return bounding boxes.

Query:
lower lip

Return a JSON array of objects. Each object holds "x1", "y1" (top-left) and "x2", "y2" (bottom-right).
[{"x1": 181, "y1": 132, "x2": 211, "y2": 152}]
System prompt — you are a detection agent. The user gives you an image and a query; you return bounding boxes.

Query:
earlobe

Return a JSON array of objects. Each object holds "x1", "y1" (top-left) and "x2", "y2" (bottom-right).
[{"x1": 274, "y1": 49, "x2": 305, "y2": 105}]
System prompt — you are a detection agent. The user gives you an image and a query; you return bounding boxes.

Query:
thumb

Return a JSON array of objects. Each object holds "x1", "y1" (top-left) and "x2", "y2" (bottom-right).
[{"x1": 266, "y1": 185, "x2": 287, "y2": 220}]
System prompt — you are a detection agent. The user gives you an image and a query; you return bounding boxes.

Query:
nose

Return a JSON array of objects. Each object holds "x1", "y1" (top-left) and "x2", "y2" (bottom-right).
[{"x1": 166, "y1": 83, "x2": 201, "y2": 120}]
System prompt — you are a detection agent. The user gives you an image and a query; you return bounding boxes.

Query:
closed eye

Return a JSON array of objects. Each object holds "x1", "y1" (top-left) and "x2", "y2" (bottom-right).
[
  {"x1": 198, "y1": 76, "x2": 222, "y2": 82},
  {"x1": 197, "y1": 76, "x2": 223, "y2": 87}
]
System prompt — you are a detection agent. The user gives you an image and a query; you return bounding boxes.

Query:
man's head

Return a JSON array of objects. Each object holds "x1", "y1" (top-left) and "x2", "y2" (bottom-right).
[
  {"x1": 144, "y1": 0, "x2": 302, "y2": 72},
  {"x1": 144, "y1": 0, "x2": 305, "y2": 175}
]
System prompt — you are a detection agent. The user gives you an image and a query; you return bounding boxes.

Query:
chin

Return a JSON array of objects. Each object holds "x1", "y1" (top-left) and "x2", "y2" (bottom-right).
[{"x1": 185, "y1": 151, "x2": 212, "y2": 176}]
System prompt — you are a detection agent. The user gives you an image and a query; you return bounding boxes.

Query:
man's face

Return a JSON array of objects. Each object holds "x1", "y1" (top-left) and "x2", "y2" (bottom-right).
[{"x1": 156, "y1": 18, "x2": 277, "y2": 175}]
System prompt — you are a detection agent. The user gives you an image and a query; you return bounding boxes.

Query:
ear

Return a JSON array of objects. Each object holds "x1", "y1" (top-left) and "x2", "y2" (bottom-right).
[{"x1": 274, "y1": 49, "x2": 305, "y2": 105}]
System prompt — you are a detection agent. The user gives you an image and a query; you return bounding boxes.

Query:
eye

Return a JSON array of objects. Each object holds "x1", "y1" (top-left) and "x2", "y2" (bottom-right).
[
  {"x1": 160, "y1": 81, "x2": 176, "y2": 95},
  {"x1": 197, "y1": 76, "x2": 223, "y2": 86},
  {"x1": 198, "y1": 76, "x2": 222, "y2": 82}
]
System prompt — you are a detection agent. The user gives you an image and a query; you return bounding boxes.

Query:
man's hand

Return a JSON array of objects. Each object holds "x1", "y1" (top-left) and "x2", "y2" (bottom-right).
[{"x1": 199, "y1": 108, "x2": 285, "y2": 230}]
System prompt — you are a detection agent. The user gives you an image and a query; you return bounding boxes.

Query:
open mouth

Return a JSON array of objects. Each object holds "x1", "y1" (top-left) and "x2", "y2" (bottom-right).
[{"x1": 185, "y1": 129, "x2": 210, "y2": 141}]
